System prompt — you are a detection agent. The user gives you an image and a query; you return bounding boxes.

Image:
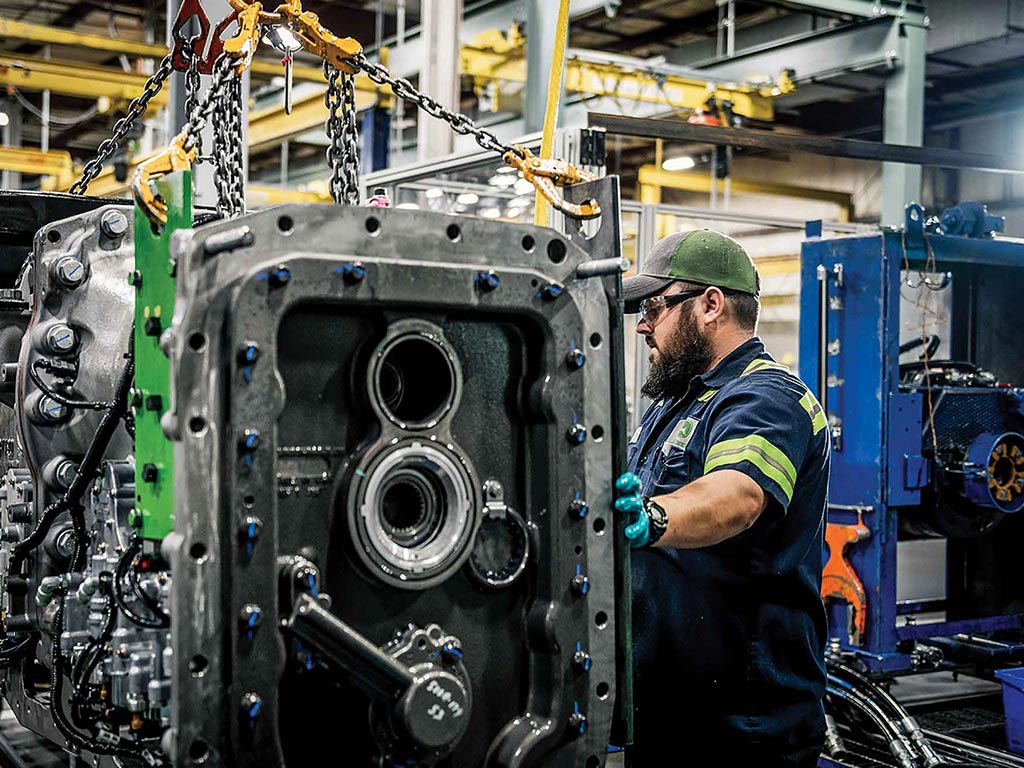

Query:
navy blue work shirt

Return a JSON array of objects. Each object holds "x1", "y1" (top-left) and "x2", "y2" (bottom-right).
[{"x1": 627, "y1": 337, "x2": 829, "y2": 759}]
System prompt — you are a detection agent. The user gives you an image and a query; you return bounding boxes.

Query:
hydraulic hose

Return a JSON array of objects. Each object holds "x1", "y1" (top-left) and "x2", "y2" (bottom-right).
[
  {"x1": 827, "y1": 675, "x2": 916, "y2": 768},
  {"x1": 829, "y1": 659, "x2": 942, "y2": 768}
]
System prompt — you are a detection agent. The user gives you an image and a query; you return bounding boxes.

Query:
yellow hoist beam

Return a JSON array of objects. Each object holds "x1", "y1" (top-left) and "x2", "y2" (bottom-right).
[
  {"x1": 461, "y1": 31, "x2": 789, "y2": 122},
  {"x1": 248, "y1": 79, "x2": 379, "y2": 151},
  {"x1": 0, "y1": 16, "x2": 327, "y2": 82},
  {"x1": 0, "y1": 147, "x2": 74, "y2": 186},
  {"x1": 0, "y1": 54, "x2": 169, "y2": 107},
  {"x1": 637, "y1": 165, "x2": 853, "y2": 221}
]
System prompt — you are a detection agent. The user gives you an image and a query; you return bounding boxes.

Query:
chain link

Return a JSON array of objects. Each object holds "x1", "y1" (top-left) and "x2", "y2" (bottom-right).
[
  {"x1": 68, "y1": 54, "x2": 175, "y2": 196},
  {"x1": 354, "y1": 52, "x2": 525, "y2": 161},
  {"x1": 324, "y1": 62, "x2": 360, "y2": 205},
  {"x1": 212, "y1": 70, "x2": 246, "y2": 218},
  {"x1": 182, "y1": 38, "x2": 203, "y2": 157}
]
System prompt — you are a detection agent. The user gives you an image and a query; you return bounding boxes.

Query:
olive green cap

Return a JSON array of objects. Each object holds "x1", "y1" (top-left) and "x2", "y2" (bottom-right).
[{"x1": 622, "y1": 229, "x2": 760, "y2": 313}]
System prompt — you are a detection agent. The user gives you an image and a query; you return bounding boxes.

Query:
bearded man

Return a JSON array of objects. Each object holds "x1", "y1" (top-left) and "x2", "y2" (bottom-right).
[{"x1": 614, "y1": 230, "x2": 830, "y2": 766}]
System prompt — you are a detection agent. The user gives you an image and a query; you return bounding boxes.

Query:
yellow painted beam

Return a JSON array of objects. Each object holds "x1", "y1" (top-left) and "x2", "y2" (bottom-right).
[
  {"x1": 0, "y1": 17, "x2": 326, "y2": 82},
  {"x1": 637, "y1": 165, "x2": 853, "y2": 220},
  {"x1": 0, "y1": 146, "x2": 74, "y2": 186},
  {"x1": 460, "y1": 47, "x2": 781, "y2": 121},
  {"x1": 754, "y1": 257, "x2": 800, "y2": 276},
  {"x1": 0, "y1": 17, "x2": 165, "y2": 58},
  {"x1": 248, "y1": 84, "x2": 378, "y2": 151},
  {"x1": 248, "y1": 184, "x2": 330, "y2": 205},
  {"x1": 0, "y1": 54, "x2": 168, "y2": 106}
]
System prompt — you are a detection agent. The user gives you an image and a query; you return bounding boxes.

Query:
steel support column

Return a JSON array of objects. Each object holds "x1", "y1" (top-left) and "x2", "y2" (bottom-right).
[
  {"x1": 882, "y1": 21, "x2": 926, "y2": 225},
  {"x1": 166, "y1": 0, "x2": 248, "y2": 209},
  {"x1": 417, "y1": 0, "x2": 462, "y2": 159}
]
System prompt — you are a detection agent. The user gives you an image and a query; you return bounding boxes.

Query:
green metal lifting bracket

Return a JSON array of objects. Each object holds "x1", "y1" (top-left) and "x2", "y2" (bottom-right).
[{"x1": 132, "y1": 171, "x2": 191, "y2": 541}]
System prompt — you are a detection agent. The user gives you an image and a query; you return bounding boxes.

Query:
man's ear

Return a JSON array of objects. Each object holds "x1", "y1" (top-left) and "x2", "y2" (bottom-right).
[{"x1": 701, "y1": 287, "x2": 728, "y2": 323}]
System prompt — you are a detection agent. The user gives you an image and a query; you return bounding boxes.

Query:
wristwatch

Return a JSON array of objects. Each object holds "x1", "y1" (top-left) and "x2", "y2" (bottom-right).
[{"x1": 643, "y1": 496, "x2": 669, "y2": 547}]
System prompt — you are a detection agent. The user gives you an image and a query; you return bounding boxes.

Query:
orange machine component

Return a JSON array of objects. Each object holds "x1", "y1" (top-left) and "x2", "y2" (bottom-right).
[{"x1": 822, "y1": 520, "x2": 871, "y2": 644}]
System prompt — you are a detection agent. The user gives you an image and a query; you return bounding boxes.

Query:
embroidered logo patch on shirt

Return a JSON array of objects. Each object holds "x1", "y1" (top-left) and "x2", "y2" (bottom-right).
[
  {"x1": 629, "y1": 424, "x2": 643, "y2": 444},
  {"x1": 663, "y1": 417, "x2": 700, "y2": 454}
]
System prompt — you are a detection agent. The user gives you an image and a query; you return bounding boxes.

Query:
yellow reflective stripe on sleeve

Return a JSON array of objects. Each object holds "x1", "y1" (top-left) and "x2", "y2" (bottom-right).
[
  {"x1": 741, "y1": 358, "x2": 791, "y2": 376},
  {"x1": 704, "y1": 436, "x2": 796, "y2": 501},
  {"x1": 697, "y1": 388, "x2": 719, "y2": 402},
  {"x1": 799, "y1": 391, "x2": 828, "y2": 436}
]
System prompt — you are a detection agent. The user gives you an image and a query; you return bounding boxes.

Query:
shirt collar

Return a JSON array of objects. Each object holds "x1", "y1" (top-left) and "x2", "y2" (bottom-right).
[{"x1": 696, "y1": 337, "x2": 766, "y2": 389}]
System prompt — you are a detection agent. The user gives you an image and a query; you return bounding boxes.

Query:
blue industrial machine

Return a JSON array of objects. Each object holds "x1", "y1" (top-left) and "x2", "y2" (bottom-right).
[{"x1": 801, "y1": 203, "x2": 1024, "y2": 674}]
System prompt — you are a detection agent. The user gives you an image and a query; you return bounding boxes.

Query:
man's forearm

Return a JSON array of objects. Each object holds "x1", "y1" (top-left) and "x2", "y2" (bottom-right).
[{"x1": 651, "y1": 469, "x2": 766, "y2": 549}]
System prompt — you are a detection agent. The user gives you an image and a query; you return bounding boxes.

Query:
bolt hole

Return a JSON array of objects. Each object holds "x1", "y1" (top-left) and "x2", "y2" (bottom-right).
[
  {"x1": 277, "y1": 215, "x2": 294, "y2": 234},
  {"x1": 547, "y1": 239, "x2": 567, "y2": 264},
  {"x1": 586, "y1": 758, "x2": 601, "y2": 768},
  {"x1": 446, "y1": 223, "x2": 461, "y2": 243},
  {"x1": 522, "y1": 234, "x2": 535, "y2": 252},
  {"x1": 593, "y1": 517, "x2": 606, "y2": 535},
  {"x1": 188, "y1": 416, "x2": 207, "y2": 435},
  {"x1": 417, "y1": 638, "x2": 428, "y2": 650},
  {"x1": 530, "y1": 279, "x2": 539, "y2": 288},
  {"x1": 189, "y1": 655, "x2": 208, "y2": 677},
  {"x1": 574, "y1": 545, "x2": 582, "y2": 555},
  {"x1": 189, "y1": 740, "x2": 210, "y2": 763},
  {"x1": 365, "y1": 217, "x2": 381, "y2": 235},
  {"x1": 243, "y1": 494, "x2": 255, "y2": 508},
  {"x1": 188, "y1": 332, "x2": 207, "y2": 352},
  {"x1": 595, "y1": 611, "x2": 608, "y2": 630},
  {"x1": 591, "y1": 425, "x2": 605, "y2": 442},
  {"x1": 190, "y1": 542, "x2": 208, "y2": 562},
  {"x1": 47, "y1": 230, "x2": 61, "y2": 244},
  {"x1": 596, "y1": 682, "x2": 610, "y2": 700},
  {"x1": 589, "y1": 333, "x2": 603, "y2": 348}
]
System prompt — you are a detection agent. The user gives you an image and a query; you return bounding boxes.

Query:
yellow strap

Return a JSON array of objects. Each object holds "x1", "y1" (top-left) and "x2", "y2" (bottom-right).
[{"x1": 533, "y1": 0, "x2": 571, "y2": 228}]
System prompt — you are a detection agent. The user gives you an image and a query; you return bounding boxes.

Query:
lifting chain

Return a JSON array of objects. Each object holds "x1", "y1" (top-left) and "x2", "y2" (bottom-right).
[
  {"x1": 182, "y1": 35, "x2": 204, "y2": 157},
  {"x1": 213, "y1": 66, "x2": 246, "y2": 218},
  {"x1": 353, "y1": 52, "x2": 600, "y2": 219},
  {"x1": 324, "y1": 62, "x2": 360, "y2": 205},
  {"x1": 355, "y1": 53, "x2": 523, "y2": 162},
  {"x1": 132, "y1": 54, "x2": 239, "y2": 226},
  {"x1": 68, "y1": 53, "x2": 175, "y2": 196}
]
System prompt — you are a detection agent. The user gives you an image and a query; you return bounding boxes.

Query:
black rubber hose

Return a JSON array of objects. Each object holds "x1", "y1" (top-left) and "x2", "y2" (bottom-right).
[
  {"x1": 28, "y1": 360, "x2": 108, "y2": 410},
  {"x1": 113, "y1": 538, "x2": 167, "y2": 629},
  {"x1": 48, "y1": 598, "x2": 145, "y2": 759},
  {"x1": 827, "y1": 676, "x2": 916, "y2": 768},
  {"x1": 72, "y1": 590, "x2": 117, "y2": 703},
  {"x1": 10, "y1": 337, "x2": 135, "y2": 576},
  {"x1": 828, "y1": 658, "x2": 942, "y2": 767},
  {"x1": 827, "y1": 679, "x2": 902, "y2": 742}
]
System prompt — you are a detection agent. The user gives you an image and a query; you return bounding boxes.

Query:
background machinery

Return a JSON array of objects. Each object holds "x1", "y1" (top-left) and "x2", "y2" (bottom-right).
[{"x1": 802, "y1": 203, "x2": 1024, "y2": 767}]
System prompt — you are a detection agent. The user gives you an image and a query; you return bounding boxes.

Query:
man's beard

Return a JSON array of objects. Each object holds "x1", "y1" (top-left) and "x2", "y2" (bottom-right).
[{"x1": 641, "y1": 309, "x2": 713, "y2": 400}]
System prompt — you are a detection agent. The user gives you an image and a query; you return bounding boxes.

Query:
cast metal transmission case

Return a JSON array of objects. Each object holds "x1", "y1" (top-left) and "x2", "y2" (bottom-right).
[{"x1": 0, "y1": 179, "x2": 629, "y2": 767}]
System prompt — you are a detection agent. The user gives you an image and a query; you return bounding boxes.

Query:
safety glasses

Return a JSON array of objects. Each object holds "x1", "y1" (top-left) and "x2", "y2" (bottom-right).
[{"x1": 637, "y1": 289, "x2": 706, "y2": 326}]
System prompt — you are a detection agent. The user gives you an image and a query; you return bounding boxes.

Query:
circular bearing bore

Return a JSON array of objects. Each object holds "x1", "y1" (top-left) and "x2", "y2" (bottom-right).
[{"x1": 352, "y1": 441, "x2": 478, "y2": 589}]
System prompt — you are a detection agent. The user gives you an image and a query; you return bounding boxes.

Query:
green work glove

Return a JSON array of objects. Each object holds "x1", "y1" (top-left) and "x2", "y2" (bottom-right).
[{"x1": 614, "y1": 472, "x2": 650, "y2": 548}]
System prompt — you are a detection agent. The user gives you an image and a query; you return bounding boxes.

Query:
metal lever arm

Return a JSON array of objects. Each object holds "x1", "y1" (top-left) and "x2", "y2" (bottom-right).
[
  {"x1": 285, "y1": 592, "x2": 470, "y2": 751},
  {"x1": 287, "y1": 592, "x2": 413, "y2": 699}
]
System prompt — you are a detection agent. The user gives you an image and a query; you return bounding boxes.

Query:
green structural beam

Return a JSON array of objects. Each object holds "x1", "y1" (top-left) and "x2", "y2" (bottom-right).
[{"x1": 133, "y1": 172, "x2": 191, "y2": 541}]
